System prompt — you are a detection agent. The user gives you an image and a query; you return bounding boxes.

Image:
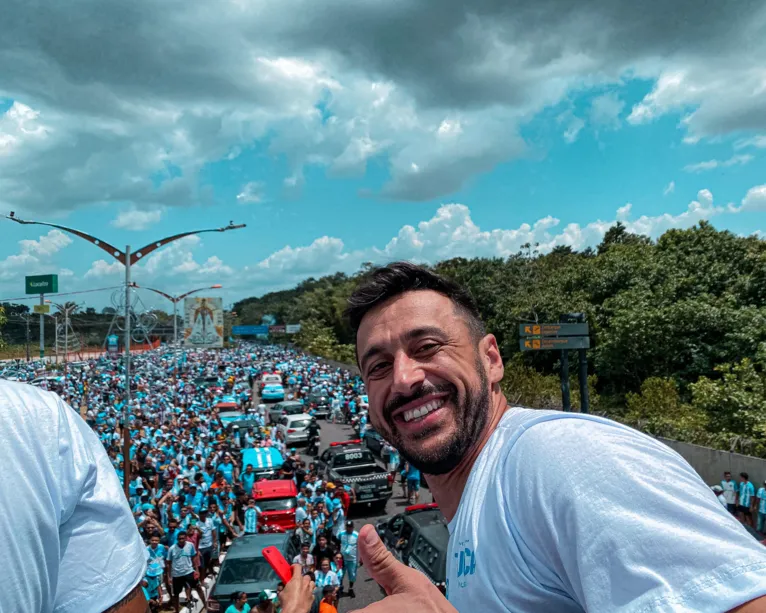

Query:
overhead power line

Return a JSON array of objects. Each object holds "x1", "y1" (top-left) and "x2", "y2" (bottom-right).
[{"x1": 0, "y1": 285, "x2": 124, "y2": 303}]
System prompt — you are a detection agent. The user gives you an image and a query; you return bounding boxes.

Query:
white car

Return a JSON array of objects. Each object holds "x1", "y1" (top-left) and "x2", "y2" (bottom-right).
[
  {"x1": 277, "y1": 414, "x2": 313, "y2": 446},
  {"x1": 260, "y1": 373, "x2": 282, "y2": 386}
]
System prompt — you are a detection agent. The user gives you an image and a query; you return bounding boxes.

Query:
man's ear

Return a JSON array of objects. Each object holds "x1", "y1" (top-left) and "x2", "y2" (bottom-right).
[{"x1": 479, "y1": 334, "x2": 504, "y2": 385}]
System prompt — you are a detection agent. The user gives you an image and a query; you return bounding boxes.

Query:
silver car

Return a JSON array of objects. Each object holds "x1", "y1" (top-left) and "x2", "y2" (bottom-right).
[{"x1": 277, "y1": 414, "x2": 312, "y2": 445}]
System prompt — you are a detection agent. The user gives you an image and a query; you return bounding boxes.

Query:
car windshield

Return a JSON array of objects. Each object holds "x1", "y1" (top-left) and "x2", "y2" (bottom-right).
[
  {"x1": 333, "y1": 449, "x2": 375, "y2": 467},
  {"x1": 218, "y1": 557, "x2": 276, "y2": 585},
  {"x1": 257, "y1": 497, "x2": 296, "y2": 512}
]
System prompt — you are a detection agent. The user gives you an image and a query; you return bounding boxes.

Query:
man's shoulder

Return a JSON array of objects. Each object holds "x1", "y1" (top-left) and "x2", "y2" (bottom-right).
[{"x1": 494, "y1": 407, "x2": 660, "y2": 458}]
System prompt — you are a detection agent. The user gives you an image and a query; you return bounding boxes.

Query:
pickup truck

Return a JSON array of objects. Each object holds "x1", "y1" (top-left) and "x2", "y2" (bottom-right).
[{"x1": 316, "y1": 440, "x2": 393, "y2": 510}]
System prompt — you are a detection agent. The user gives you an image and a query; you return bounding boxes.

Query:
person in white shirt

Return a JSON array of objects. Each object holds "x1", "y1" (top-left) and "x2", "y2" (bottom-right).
[
  {"x1": 722, "y1": 471, "x2": 739, "y2": 514},
  {"x1": 286, "y1": 262, "x2": 766, "y2": 613},
  {"x1": 0, "y1": 381, "x2": 147, "y2": 613}
]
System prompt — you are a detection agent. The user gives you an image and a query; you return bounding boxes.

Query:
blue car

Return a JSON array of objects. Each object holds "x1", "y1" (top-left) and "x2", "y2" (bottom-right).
[{"x1": 261, "y1": 384, "x2": 285, "y2": 403}]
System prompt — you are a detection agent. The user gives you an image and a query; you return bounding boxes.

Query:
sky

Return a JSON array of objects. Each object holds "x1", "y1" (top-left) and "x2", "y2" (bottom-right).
[{"x1": 0, "y1": 0, "x2": 764, "y2": 313}]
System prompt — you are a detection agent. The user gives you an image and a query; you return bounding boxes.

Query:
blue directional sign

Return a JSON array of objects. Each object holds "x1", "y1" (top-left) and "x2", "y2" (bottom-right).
[{"x1": 232, "y1": 325, "x2": 269, "y2": 336}]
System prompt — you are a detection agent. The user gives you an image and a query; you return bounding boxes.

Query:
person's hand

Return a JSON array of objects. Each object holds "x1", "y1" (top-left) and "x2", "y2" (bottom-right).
[
  {"x1": 278, "y1": 564, "x2": 316, "y2": 613},
  {"x1": 349, "y1": 524, "x2": 457, "y2": 613}
]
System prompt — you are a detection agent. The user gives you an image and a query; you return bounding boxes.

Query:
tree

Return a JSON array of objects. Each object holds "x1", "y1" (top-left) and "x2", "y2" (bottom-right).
[{"x1": 624, "y1": 377, "x2": 707, "y2": 439}]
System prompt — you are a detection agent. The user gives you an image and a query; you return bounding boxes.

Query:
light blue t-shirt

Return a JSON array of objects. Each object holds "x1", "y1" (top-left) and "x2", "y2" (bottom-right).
[
  {"x1": 740, "y1": 481, "x2": 755, "y2": 508},
  {"x1": 446, "y1": 407, "x2": 766, "y2": 613},
  {"x1": 758, "y1": 488, "x2": 766, "y2": 515}
]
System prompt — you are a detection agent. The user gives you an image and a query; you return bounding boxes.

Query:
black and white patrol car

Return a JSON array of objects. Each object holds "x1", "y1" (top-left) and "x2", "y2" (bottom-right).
[
  {"x1": 376, "y1": 503, "x2": 448, "y2": 595},
  {"x1": 315, "y1": 439, "x2": 393, "y2": 510}
]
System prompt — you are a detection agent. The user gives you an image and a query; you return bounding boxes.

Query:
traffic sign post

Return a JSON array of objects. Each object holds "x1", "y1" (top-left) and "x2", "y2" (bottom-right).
[
  {"x1": 519, "y1": 336, "x2": 590, "y2": 350},
  {"x1": 25, "y1": 274, "x2": 58, "y2": 294},
  {"x1": 26, "y1": 275, "x2": 58, "y2": 361},
  {"x1": 519, "y1": 317, "x2": 591, "y2": 413},
  {"x1": 519, "y1": 323, "x2": 589, "y2": 337}
]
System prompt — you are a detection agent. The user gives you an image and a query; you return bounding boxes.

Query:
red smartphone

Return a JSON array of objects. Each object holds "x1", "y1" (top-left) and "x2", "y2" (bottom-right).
[{"x1": 262, "y1": 546, "x2": 293, "y2": 584}]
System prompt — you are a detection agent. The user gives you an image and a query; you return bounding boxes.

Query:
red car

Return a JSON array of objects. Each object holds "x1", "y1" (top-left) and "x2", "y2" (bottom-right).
[{"x1": 253, "y1": 479, "x2": 298, "y2": 532}]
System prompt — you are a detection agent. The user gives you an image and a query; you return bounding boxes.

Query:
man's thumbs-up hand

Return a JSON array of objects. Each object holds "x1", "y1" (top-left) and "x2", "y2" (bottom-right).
[{"x1": 350, "y1": 524, "x2": 458, "y2": 613}]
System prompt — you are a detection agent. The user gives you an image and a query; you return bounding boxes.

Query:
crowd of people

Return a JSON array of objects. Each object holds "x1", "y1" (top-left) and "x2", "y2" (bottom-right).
[
  {"x1": 715, "y1": 471, "x2": 766, "y2": 536},
  {"x1": 3, "y1": 344, "x2": 371, "y2": 613}
]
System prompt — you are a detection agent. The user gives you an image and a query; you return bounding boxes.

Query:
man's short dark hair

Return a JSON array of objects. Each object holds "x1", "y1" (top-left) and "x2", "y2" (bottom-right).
[
  {"x1": 345, "y1": 261, "x2": 485, "y2": 342},
  {"x1": 322, "y1": 585, "x2": 335, "y2": 596},
  {"x1": 741, "y1": 472, "x2": 749, "y2": 480},
  {"x1": 177, "y1": 530, "x2": 187, "y2": 538}
]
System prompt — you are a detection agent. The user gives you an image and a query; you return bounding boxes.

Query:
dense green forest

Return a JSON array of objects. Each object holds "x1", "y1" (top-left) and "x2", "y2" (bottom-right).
[{"x1": 233, "y1": 221, "x2": 766, "y2": 457}]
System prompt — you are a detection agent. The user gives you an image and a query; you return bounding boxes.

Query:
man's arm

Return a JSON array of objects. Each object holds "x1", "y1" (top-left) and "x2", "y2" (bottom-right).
[
  {"x1": 732, "y1": 596, "x2": 766, "y2": 612},
  {"x1": 101, "y1": 583, "x2": 149, "y2": 613}
]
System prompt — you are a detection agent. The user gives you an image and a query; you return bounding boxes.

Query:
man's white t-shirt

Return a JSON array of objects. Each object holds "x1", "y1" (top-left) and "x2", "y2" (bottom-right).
[
  {"x1": 0, "y1": 381, "x2": 146, "y2": 613},
  {"x1": 447, "y1": 408, "x2": 766, "y2": 613},
  {"x1": 721, "y1": 479, "x2": 738, "y2": 505}
]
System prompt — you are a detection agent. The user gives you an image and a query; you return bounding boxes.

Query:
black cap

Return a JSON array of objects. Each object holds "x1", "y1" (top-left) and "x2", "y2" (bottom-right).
[{"x1": 346, "y1": 520, "x2": 354, "y2": 527}]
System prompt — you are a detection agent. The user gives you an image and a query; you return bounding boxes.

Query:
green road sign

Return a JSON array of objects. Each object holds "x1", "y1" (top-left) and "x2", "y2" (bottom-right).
[
  {"x1": 520, "y1": 336, "x2": 590, "y2": 351},
  {"x1": 25, "y1": 274, "x2": 58, "y2": 294},
  {"x1": 519, "y1": 323, "x2": 589, "y2": 337}
]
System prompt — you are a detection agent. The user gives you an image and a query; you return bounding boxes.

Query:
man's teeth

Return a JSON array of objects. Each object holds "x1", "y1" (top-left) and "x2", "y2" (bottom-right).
[{"x1": 402, "y1": 399, "x2": 445, "y2": 423}]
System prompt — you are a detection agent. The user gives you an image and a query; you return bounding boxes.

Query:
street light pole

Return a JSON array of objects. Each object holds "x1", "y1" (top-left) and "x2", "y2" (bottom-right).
[
  {"x1": 124, "y1": 245, "x2": 132, "y2": 481},
  {"x1": 5, "y1": 213, "x2": 245, "y2": 497},
  {"x1": 39, "y1": 294, "x2": 45, "y2": 360}
]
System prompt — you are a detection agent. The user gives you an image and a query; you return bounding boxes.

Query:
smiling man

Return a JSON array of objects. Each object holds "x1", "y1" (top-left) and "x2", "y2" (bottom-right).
[{"x1": 344, "y1": 262, "x2": 766, "y2": 613}]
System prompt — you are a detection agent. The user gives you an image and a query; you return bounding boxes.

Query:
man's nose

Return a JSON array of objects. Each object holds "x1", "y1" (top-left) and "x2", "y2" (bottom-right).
[{"x1": 390, "y1": 352, "x2": 425, "y2": 395}]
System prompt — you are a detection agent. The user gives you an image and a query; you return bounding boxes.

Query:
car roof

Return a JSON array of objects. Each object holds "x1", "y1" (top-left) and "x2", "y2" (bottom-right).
[
  {"x1": 225, "y1": 533, "x2": 289, "y2": 559},
  {"x1": 284, "y1": 413, "x2": 310, "y2": 422},
  {"x1": 328, "y1": 445, "x2": 367, "y2": 456},
  {"x1": 277, "y1": 400, "x2": 303, "y2": 407},
  {"x1": 254, "y1": 479, "x2": 298, "y2": 499}
]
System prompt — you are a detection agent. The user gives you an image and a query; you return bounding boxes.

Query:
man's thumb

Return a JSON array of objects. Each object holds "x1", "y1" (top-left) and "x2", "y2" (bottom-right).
[{"x1": 358, "y1": 524, "x2": 410, "y2": 595}]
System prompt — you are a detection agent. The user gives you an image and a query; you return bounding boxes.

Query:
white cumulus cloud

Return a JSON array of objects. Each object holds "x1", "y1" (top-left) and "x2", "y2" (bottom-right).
[
  {"x1": 683, "y1": 154, "x2": 753, "y2": 173},
  {"x1": 111, "y1": 207, "x2": 163, "y2": 230}
]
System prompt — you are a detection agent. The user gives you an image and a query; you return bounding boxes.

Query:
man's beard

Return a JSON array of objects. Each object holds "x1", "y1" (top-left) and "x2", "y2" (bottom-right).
[{"x1": 381, "y1": 357, "x2": 490, "y2": 476}]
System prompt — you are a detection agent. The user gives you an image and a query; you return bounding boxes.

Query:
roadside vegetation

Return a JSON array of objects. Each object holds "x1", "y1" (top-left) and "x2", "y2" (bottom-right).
[{"x1": 232, "y1": 222, "x2": 766, "y2": 457}]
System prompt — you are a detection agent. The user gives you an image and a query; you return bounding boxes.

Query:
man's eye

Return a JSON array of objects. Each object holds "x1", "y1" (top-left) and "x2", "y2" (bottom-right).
[
  {"x1": 368, "y1": 362, "x2": 389, "y2": 376},
  {"x1": 417, "y1": 343, "x2": 439, "y2": 353}
]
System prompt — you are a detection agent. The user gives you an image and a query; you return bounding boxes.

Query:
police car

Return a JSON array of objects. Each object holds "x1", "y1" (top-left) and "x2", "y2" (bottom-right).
[
  {"x1": 316, "y1": 440, "x2": 393, "y2": 509},
  {"x1": 376, "y1": 503, "x2": 448, "y2": 595}
]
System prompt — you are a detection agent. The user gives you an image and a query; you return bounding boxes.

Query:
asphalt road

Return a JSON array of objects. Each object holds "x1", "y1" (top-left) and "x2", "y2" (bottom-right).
[{"x1": 304, "y1": 417, "x2": 434, "y2": 612}]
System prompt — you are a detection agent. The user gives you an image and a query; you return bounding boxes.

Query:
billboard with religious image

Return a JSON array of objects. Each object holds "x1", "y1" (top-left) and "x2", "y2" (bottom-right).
[{"x1": 183, "y1": 297, "x2": 224, "y2": 348}]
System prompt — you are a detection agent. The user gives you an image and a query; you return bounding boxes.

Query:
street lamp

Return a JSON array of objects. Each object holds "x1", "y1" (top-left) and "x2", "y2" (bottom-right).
[
  {"x1": 5, "y1": 213, "x2": 245, "y2": 496},
  {"x1": 135, "y1": 283, "x2": 223, "y2": 345}
]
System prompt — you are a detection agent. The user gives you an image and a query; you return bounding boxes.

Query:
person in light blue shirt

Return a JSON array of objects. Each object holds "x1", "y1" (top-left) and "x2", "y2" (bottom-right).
[
  {"x1": 296, "y1": 498, "x2": 308, "y2": 524},
  {"x1": 757, "y1": 481, "x2": 766, "y2": 533},
  {"x1": 243, "y1": 499, "x2": 262, "y2": 534},
  {"x1": 217, "y1": 456, "x2": 236, "y2": 484},
  {"x1": 239, "y1": 464, "x2": 256, "y2": 495},
  {"x1": 339, "y1": 522, "x2": 359, "y2": 595},
  {"x1": 739, "y1": 472, "x2": 756, "y2": 528},
  {"x1": 144, "y1": 534, "x2": 166, "y2": 603}
]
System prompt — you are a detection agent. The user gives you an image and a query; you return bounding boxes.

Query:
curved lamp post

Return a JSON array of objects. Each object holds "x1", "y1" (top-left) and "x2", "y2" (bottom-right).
[{"x1": 5, "y1": 213, "x2": 245, "y2": 496}]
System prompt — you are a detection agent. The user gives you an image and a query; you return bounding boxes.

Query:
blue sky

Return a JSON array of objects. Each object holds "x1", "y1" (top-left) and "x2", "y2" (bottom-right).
[{"x1": 0, "y1": 0, "x2": 764, "y2": 312}]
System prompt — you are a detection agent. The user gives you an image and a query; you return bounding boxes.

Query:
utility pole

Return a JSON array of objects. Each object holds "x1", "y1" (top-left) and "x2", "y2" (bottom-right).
[
  {"x1": 24, "y1": 313, "x2": 30, "y2": 362},
  {"x1": 39, "y1": 294, "x2": 45, "y2": 360},
  {"x1": 562, "y1": 312, "x2": 590, "y2": 414}
]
